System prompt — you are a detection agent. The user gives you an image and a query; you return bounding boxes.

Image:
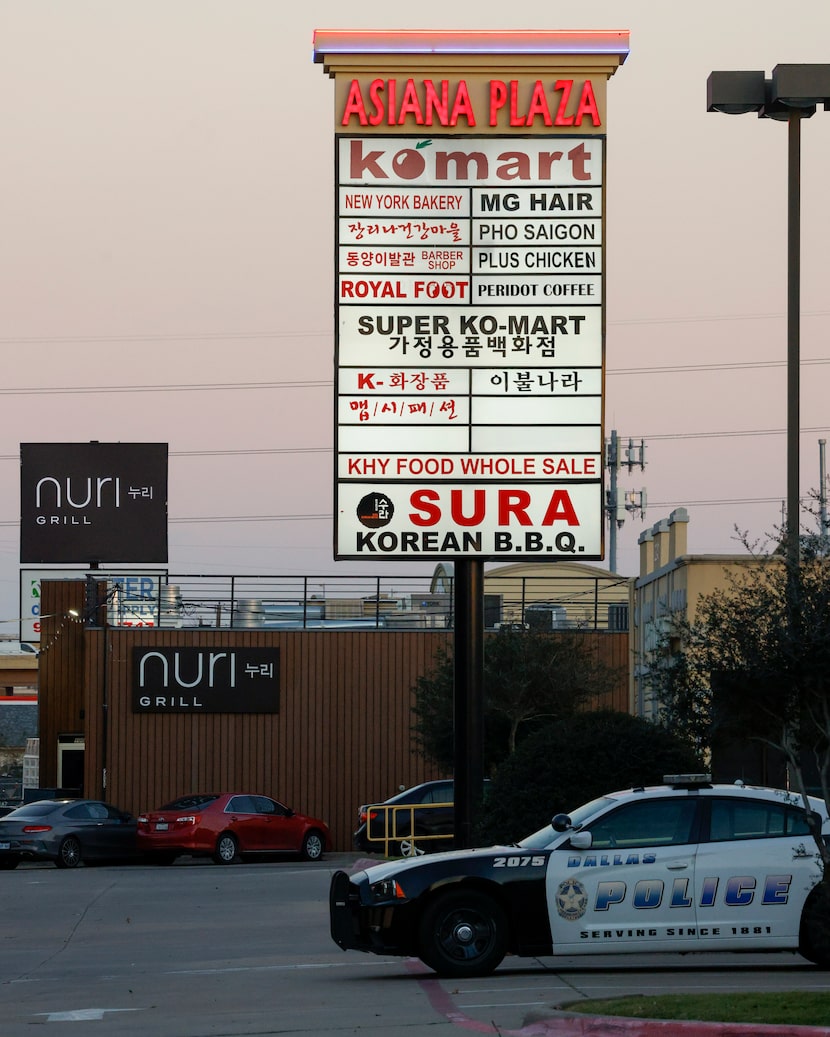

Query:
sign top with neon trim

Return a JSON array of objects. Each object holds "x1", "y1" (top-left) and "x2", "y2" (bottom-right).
[{"x1": 313, "y1": 30, "x2": 630, "y2": 63}]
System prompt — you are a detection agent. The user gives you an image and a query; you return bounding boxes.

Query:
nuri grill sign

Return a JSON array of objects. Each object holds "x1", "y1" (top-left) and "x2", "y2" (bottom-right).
[{"x1": 313, "y1": 30, "x2": 629, "y2": 561}]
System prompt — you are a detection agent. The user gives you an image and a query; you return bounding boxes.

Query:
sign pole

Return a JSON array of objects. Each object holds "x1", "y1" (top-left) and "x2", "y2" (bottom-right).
[
  {"x1": 453, "y1": 559, "x2": 484, "y2": 848},
  {"x1": 314, "y1": 30, "x2": 629, "y2": 849}
]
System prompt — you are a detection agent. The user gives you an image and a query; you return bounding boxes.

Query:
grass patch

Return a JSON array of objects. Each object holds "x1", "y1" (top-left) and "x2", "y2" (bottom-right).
[{"x1": 566, "y1": 991, "x2": 830, "y2": 1026}]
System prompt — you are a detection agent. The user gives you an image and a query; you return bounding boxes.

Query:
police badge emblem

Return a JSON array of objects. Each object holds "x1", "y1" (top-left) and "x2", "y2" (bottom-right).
[{"x1": 556, "y1": 878, "x2": 588, "y2": 921}]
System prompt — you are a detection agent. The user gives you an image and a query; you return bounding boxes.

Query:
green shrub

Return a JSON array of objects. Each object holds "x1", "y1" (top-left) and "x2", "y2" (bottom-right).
[{"x1": 475, "y1": 710, "x2": 703, "y2": 845}]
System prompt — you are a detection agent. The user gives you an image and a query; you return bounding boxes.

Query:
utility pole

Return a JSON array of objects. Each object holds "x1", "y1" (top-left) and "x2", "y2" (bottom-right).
[
  {"x1": 605, "y1": 430, "x2": 647, "y2": 573},
  {"x1": 819, "y1": 439, "x2": 829, "y2": 550}
]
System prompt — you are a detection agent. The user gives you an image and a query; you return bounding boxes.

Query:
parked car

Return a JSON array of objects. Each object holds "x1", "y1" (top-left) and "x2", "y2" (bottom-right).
[
  {"x1": 0, "y1": 799, "x2": 138, "y2": 869},
  {"x1": 354, "y1": 779, "x2": 489, "y2": 857},
  {"x1": 0, "y1": 640, "x2": 37, "y2": 655},
  {"x1": 137, "y1": 793, "x2": 331, "y2": 865},
  {"x1": 332, "y1": 774, "x2": 830, "y2": 977}
]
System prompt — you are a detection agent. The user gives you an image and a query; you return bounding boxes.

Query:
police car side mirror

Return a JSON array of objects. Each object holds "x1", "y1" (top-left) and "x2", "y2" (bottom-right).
[
  {"x1": 569, "y1": 831, "x2": 592, "y2": 850},
  {"x1": 551, "y1": 813, "x2": 572, "y2": 832}
]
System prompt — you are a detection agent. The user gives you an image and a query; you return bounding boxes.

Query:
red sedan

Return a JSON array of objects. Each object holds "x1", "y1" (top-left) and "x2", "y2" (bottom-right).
[{"x1": 137, "y1": 793, "x2": 330, "y2": 865}]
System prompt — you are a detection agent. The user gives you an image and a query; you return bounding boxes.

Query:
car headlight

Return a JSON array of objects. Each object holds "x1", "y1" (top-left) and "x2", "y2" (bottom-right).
[{"x1": 370, "y1": 878, "x2": 406, "y2": 901}]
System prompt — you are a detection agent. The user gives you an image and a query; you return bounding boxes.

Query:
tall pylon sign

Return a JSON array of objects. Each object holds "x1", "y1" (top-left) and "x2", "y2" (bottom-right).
[{"x1": 314, "y1": 30, "x2": 629, "y2": 563}]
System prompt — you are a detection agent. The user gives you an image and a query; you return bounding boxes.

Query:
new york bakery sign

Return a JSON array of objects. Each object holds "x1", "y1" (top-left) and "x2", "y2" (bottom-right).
[{"x1": 314, "y1": 30, "x2": 629, "y2": 561}]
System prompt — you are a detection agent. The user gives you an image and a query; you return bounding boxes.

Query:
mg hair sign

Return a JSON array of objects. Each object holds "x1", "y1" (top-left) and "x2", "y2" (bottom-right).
[
  {"x1": 132, "y1": 646, "x2": 280, "y2": 714},
  {"x1": 314, "y1": 30, "x2": 629, "y2": 561}
]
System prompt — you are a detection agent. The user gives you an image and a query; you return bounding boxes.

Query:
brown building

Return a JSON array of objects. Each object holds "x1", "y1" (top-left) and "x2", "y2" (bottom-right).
[{"x1": 36, "y1": 574, "x2": 628, "y2": 851}]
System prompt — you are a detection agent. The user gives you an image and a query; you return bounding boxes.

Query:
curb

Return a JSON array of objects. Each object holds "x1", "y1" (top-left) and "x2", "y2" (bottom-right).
[
  {"x1": 510, "y1": 1015, "x2": 830, "y2": 1037},
  {"x1": 405, "y1": 960, "x2": 830, "y2": 1037}
]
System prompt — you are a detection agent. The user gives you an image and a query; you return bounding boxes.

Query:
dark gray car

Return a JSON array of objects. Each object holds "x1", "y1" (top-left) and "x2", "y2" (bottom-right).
[{"x1": 0, "y1": 799, "x2": 138, "y2": 869}]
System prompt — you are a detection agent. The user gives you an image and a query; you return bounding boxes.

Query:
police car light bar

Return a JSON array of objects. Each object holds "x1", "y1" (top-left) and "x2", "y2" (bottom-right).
[{"x1": 663, "y1": 773, "x2": 712, "y2": 786}]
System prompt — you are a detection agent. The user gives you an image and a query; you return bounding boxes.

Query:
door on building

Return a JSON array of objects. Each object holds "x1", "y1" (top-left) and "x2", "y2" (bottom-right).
[{"x1": 58, "y1": 737, "x2": 85, "y2": 796}]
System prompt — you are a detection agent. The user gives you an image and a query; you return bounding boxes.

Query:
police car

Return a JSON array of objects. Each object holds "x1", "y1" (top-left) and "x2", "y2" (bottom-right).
[{"x1": 330, "y1": 775, "x2": 830, "y2": 977}]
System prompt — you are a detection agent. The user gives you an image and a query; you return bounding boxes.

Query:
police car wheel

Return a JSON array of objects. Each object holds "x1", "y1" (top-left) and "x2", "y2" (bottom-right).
[
  {"x1": 800, "y1": 884, "x2": 830, "y2": 968},
  {"x1": 418, "y1": 889, "x2": 507, "y2": 978}
]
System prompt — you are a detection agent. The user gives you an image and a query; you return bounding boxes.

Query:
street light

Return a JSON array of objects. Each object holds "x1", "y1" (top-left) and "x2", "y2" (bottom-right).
[{"x1": 706, "y1": 65, "x2": 830, "y2": 575}]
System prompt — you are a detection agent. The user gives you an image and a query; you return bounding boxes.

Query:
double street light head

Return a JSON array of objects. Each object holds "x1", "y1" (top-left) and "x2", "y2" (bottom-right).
[
  {"x1": 707, "y1": 64, "x2": 830, "y2": 120},
  {"x1": 705, "y1": 62, "x2": 830, "y2": 571}
]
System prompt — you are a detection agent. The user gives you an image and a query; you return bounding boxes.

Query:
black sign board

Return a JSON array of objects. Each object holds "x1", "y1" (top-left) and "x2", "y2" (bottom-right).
[
  {"x1": 20, "y1": 442, "x2": 168, "y2": 564},
  {"x1": 132, "y1": 646, "x2": 280, "y2": 714}
]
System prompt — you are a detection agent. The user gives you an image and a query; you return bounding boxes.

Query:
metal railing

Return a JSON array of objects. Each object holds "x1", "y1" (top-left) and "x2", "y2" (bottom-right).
[
  {"x1": 363, "y1": 801, "x2": 453, "y2": 857},
  {"x1": 36, "y1": 569, "x2": 632, "y2": 633}
]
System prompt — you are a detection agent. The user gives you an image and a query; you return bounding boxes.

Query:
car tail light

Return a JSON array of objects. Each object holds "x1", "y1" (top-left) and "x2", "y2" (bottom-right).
[
  {"x1": 175, "y1": 815, "x2": 197, "y2": 825},
  {"x1": 368, "y1": 810, "x2": 378, "y2": 821},
  {"x1": 137, "y1": 815, "x2": 149, "y2": 824},
  {"x1": 22, "y1": 825, "x2": 52, "y2": 833}
]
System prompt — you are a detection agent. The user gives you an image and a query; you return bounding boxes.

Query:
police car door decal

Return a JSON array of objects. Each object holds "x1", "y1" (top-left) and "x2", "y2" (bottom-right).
[
  {"x1": 692, "y1": 797, "x2": 820, "y2": 947},
  {"x1": 547, "y1": 798, "x2": 700, "y2": 952}
]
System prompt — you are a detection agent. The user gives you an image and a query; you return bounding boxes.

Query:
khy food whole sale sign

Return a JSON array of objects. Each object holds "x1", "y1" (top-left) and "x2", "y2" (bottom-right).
[{"x1": 314, "y1": 31, "x2": 629, "y2": 561}]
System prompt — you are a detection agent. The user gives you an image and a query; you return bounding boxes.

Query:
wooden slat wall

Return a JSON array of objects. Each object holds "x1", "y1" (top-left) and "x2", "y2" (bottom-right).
[
  {"x1": 37, "y1": 581, "x2": 87, "y2": 789},
  {"x1": 82, "y1": 627, "x2": 453, "y2": 851},
  {"x1": 41, "y1": 581, "x2": 628, "y2": 850},
  {"x1": 583, "y1": 631, "x2": 631, "y2": 713}
]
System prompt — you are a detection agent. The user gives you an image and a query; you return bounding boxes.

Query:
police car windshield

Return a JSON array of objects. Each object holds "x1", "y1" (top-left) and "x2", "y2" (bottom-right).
[{"x1": 517, "y1": 795, "x2": 617, "y2": 849}]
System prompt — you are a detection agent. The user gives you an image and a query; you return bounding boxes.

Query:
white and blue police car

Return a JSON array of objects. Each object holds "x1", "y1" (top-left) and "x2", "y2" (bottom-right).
[{"x1": 330, "y1": 775, "x2": 830, "y2": 977}]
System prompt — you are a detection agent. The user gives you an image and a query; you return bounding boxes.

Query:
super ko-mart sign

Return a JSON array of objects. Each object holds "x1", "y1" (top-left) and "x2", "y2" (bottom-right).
[{"x1": 314, "y1": 32, "x2": 629, "y2": 561}]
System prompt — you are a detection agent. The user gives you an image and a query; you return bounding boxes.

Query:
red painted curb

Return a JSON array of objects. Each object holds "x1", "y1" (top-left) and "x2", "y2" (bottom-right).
[{"x1": 509, "y1": 1016, "x2": 830, "y2": 1037}]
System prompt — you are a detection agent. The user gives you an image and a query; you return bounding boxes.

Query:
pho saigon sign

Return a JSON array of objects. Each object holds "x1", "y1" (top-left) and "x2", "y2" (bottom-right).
[{"x1": 314, "y1": 30, "x2": 629, "y2": 562}]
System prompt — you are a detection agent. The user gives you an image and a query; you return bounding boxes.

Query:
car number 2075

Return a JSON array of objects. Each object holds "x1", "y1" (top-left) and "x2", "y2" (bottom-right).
[{"x1": 493, "y1": 855, "x2": 546, "y2": 868}]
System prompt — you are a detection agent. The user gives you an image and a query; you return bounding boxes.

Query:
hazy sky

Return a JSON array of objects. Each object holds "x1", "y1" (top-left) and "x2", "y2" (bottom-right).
[{"x1": 2, "y1": 1, "x2": 830, "y2": 622}]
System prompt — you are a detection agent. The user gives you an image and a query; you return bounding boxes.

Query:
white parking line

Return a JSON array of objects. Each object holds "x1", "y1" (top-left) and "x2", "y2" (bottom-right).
[
  {"x1": 460, "y1": 1000, "x2": 549, "y2": 1009},
  {"x1": 35, "y1": 1008, "x2": 143, "y2": 1022},
  {"x1": 168, "y1": 959, "x2": 400, "y2": 975}
]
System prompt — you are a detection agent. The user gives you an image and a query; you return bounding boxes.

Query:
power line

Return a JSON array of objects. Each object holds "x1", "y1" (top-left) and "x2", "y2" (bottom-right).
[
  {"x1": 640, "y1": 425, "x2": 830, "y2": 442},
  {"x1": 609, "y1": 357, "x2": 830, "y2": 376},
  {"x1": 0, "y1": 355, "x2": 825, "y2": 398},
  {"x1": 0, "y1": 495, "x2": 801, "y2": 530},
  {"x1": 0, "y1": 514, "x2": 332, "y2": 528},
  {"x1": 1, "y1": 306, "x2": 828, "y2": 346},
  {"x1": 0, "y1": 379, "x2": 330, "y2": 396},
  {"x1": 0, "y1": 427, "x2": 826, "y2": 469},
  {"x1": 609, "y1": 309, "x2": 830, "y2": 327},
  {"x1": 0, "y1": 330, "x2": 331, "y2": 345}
]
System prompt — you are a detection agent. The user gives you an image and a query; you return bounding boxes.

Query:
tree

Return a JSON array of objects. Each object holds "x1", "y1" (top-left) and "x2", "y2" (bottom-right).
[
  {"x1": 475, "y1": 710, "x2": 703, "y2": 845},
  {"x1": 411, "y1": 626, "x2": 621, "y2": 774},
  {"x1": 648, "y1": 549, "x2": 830, "y2": 875}
]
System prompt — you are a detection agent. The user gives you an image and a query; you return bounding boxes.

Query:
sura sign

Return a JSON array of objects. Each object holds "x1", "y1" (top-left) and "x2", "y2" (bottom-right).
[{"x1": 314, "y1": 30, "x2": 629, "y2": 562}]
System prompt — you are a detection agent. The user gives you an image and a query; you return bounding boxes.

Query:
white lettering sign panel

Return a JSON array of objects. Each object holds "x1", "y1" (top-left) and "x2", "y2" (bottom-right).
[
  {"x1": 335, "y1": 134, "x2": 605, "y2": 560},
  {"x1": 337, "y1": 483, "x2": 602, "y2": 558}
]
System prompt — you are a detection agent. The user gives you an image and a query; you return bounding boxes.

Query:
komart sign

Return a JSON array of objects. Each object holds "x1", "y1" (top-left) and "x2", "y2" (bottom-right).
[{"x1": 314, "y1": 30, "x2": 629, "y2": 561}]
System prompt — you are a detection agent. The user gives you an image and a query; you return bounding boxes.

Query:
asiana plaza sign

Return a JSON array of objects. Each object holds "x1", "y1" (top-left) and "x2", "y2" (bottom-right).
[{"x1": 314, "y1": 30, "x2": 629, "y2": 562}]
